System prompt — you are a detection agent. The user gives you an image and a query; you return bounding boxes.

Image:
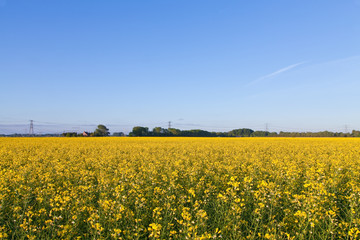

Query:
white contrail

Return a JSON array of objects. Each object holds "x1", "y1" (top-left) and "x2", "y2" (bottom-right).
[{"x1": 248, "y1": 61, "x2": 305, "y2": 86}]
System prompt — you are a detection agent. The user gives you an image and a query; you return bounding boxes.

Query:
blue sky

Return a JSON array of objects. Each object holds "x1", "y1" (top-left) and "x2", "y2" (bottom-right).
[{"x1": 1, "y1": 0, "x2": 360, "y2": 134}]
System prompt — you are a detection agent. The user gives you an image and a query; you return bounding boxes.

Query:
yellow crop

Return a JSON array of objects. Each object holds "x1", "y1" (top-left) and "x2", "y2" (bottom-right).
[{"x1": 0, "y1": 137, "x2": 360, "y2": 239}]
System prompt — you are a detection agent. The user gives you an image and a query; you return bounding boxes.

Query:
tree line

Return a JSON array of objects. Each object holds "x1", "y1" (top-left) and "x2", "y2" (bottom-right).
[
  {"x1": 6, "y1": 124, "x2": 359, "y2": 138},
  {"x1": 128, "y1": 126, "x2": 360, "y2": 138}
]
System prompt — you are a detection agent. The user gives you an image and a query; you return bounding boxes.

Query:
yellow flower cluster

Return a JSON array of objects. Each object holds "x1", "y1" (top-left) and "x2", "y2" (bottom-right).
[{"x1": 0, "y1": 137, "x2": 360, "y2": 239}]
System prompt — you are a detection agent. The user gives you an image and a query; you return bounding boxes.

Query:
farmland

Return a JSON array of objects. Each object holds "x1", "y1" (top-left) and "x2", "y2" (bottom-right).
[{"x1": 0, "y1": 137, "x2": 360, "y2": 239}]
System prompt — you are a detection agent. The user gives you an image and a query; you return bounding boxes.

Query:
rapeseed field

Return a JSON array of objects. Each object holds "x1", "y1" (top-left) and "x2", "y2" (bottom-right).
[{"x1": 0, "y1": 137, "x2": 360, "y2": 239}]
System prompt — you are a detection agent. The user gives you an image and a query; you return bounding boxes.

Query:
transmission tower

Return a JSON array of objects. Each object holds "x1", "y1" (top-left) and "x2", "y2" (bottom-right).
[
  {"x1": 29, "y1": 120, "x2": 34, "y2": 136},
  {"x1": 168, "y1": 121, "x2": 172, "y2": 129},
  {"x1": 265, "y1": 123, "x2": 269, "y2": 132},
  {"x1": 345, "y1": 124, "x2": 348, "y2": 134}
]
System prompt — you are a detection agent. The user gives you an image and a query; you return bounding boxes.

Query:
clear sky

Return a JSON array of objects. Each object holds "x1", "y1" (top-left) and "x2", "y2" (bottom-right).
[{"x1": 1, "y1": 0, "x2": 360, "y2": 134}]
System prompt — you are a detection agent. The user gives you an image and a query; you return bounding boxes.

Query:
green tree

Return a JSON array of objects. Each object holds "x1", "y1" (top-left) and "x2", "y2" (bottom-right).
[
  {"x1": 352, "y1": 130, "x2": 360, "y2": 137},
  {"x1": 130, "y1": 126, "x2": 149, "y2": 136},
  {"x1": 94, "y1": 124, "x2": 110, "y2": 137},
  {"x1": 113, "y1": 132, "x2": 125, "y2": 137},
  {"x1": 152, "y1": 127, "x2": 163, "y2": 136},
  {"x1": 62, "y1": 132, "x2": 77, "y2": 137},
  {"x1": 251, "y1": 131, "x2": 270, "y2": 137},
  {"x1": 152, "y1": 127, "x2": 170, "y2": 136},
  {"x1": 228, "y1": 128, "x2": 254, "y2": 137},
  {"x1": 168, "y1": 128, "x2": 181, "y2": 136}
]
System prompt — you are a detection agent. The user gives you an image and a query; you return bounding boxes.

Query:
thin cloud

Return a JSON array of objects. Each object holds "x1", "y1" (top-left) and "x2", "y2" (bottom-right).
[
  {"x1": 248, "y1": 61, "x2": 306, "y2": 86},
  {"x1": 317, "y1": 55, "x2": 360, "y2": 65}
]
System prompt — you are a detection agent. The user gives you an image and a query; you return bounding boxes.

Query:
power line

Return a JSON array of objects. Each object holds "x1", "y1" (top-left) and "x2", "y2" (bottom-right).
[
  {"x1": 29, "y1": 120, "x2": 34, "y2": 136},
  {"x1": 1, "y1": 118, "x2": 360, "y2": 134}
]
